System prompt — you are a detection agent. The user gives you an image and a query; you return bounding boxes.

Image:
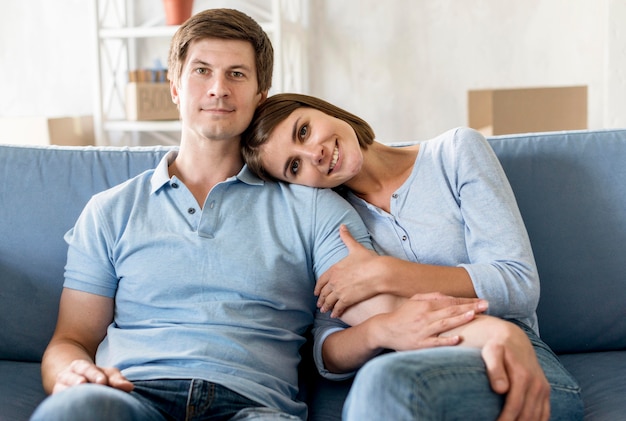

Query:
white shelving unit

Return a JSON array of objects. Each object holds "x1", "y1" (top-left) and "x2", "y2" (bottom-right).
[{"x1": 92, "y1": 0, "x2": 308, "y2": 146}]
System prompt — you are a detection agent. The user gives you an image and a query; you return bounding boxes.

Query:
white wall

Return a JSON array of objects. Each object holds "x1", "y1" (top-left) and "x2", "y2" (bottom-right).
[
  {"x1": 0, "y1": 0, "x2": 93, "y2": 119},
  {"x1": 1, "y1": 0, "x2": 625, "y2": 143},
  {"x1": 307, "y1": 0, "x2": 620, "y2": 141}
]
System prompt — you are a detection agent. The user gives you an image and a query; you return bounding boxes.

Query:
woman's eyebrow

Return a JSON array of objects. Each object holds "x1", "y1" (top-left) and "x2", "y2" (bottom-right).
[
  {"x1": 282, "y1": 116, "x2": 303, "y2": 178},
  {"x1": 291, "y1": 116, "x2": 302, "y2": 143}
]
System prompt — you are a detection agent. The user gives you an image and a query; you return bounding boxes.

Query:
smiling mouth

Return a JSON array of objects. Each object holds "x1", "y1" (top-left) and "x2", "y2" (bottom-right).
[{"x1": 328, "y1": 143, "x2": 339, "y2": 174}]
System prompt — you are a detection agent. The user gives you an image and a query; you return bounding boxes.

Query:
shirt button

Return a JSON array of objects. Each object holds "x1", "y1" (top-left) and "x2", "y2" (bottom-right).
[
  {"x1": 187, "y1": 207, "x2": 196, "y2": 214},
  {"x1": 402, "y1": 235, "x2": 407, "y2": 241},
  {"x1": 209, "y1": 201, "x2": 215, "y2": 209},
  {"x1": 171, "y1": 182, "x2": 179, "y2": 189},
  {"x1": 392, "y1": 193, "x2": 398, "y2": 199}
]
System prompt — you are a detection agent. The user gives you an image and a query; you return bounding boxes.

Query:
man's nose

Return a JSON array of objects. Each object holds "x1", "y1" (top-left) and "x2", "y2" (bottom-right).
[{"x1": 207, "y1": 74, "x2": 230, "y2": 97}]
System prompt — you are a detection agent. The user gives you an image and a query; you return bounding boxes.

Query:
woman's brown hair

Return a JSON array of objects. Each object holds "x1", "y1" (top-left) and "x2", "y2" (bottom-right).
[{"x1": 242, "y1": 93, "x2": 375, "y2": 180}]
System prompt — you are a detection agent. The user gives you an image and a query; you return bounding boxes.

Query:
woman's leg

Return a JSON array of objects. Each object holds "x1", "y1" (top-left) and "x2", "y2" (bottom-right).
[{"x1": 343, "y1": 340, "x2": 583, "y2": 421}]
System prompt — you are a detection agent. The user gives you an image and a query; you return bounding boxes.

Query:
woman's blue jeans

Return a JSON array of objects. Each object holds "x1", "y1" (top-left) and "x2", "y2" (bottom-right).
[
  {"x1": 30, "y1": 379, "x2": 300, "y2": 421},
  {"x1": 342, "y1": 321, "x2": 583, "y2": 420}
]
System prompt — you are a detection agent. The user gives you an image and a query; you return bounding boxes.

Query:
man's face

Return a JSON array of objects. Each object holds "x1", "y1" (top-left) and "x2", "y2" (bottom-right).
[{"x1": 171, "y1": 38, "x2": 267, "y2": 142}]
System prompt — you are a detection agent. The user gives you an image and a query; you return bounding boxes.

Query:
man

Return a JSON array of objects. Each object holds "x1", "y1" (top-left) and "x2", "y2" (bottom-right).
[
  {"x1": 30, "y1": 8, "x2": 547, "y2": 421},
  {"x1": 31, "y1": 8, "x2": 376, "y2": 420}
]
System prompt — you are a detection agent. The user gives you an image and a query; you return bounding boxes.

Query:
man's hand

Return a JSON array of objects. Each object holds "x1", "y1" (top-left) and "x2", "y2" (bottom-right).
[
  {"x1": 316, "y1": 225, "x2": 382, "y2": 316},
  {"x1": 321, "y1": 292, "x2": 490, "y2": 374},
  {"x1": 442, "y1": 317, "x2": 551, "y2": 421},
  {"x1": 52, "y1": 359, "x2": 134, "y2": 394},
  {"x1": 484, "y1": 331, "x2": 550, "y2": 421},
  {"x1": 372, "y1": 293, "x2": 489, "y2": 351}
]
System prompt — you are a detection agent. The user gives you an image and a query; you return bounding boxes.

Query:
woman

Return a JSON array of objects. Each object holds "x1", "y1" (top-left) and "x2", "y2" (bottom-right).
[
  {"x1": 243, "y1": 94, "x2": 538, "y2": 327},
  {"x1": 242, "y1": 93, "x2": 583, "y2": 420}
]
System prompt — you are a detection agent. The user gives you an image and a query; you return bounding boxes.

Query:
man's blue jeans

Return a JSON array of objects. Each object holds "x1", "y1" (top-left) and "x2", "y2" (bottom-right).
[
  {"x1": 30, "y1": 379, "x2": 300, "y2": 421},
  {"x1": 342, "y1": 321, "x2": 583, "y2": 420}
]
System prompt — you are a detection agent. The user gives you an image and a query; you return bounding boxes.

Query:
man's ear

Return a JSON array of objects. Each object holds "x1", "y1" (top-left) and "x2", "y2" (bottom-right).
[
  {"x1": 170, "y1": 80, "x2": 180, "y2": 105},
  {"x1": 257, "y1": 90, "x2": 269, "y2": 106}
]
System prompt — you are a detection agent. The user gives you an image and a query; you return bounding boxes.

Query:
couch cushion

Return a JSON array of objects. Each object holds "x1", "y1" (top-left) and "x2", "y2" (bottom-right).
[
  {"x1": 0, "y1": 361, "x2": 46, "y2": 421},
  {"x1": 0, "y1": 145, "x2": 172, "y2": 361},
  {"x1": 488, "y1": 130, "x2": 626, "y2": 353},
  {"x1": 559, "y1": 351, "x2": 626, "y2": 421}
]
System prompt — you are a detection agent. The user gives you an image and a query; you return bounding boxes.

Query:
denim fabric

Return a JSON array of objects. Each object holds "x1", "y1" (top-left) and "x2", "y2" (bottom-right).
[
  {"x1": 30, "y1": 379, "x2": 300, "y2": 421},
  {"x1": 343, "y1": 321, "x2": 583, "y2": 421}
]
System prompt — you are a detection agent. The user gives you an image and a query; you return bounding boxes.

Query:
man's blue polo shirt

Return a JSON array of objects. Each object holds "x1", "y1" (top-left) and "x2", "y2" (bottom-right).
[{"x1": 63, "y1": 151, "x2": 371, "y2": 419}]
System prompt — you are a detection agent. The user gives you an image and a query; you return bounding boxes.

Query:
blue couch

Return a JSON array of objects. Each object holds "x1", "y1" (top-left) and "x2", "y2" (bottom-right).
[{"x1": 1, "y1": 129, "x2": 625, "y2": 420}]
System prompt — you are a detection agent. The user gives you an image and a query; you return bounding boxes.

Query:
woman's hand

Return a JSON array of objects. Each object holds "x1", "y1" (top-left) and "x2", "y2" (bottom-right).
[{"x1": 316, "y1": 225, "x2": 384, "y2": 317}]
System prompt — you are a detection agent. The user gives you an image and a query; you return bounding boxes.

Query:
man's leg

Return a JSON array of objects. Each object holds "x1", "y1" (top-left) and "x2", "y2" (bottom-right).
[{"x1": 30, "y1": 383, "x2": 164, "y2": 421}]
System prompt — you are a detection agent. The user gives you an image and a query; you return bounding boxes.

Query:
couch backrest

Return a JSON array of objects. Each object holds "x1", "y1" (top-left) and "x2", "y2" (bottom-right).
[
  {"x1": 488, "y1": 129, "x2": 626, "y2": 354},
  {"x1": 0, "y1": 145, "x2": 172, "y2": 361},
  {"x1": 2, "y1": 131, "x2": 625, "y2": 360}
]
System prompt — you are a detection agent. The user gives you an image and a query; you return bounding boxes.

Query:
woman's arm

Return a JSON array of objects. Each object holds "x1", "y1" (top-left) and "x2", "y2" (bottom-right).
[
  {"x1": 316, "y1": 226, "x2": 475, "y2": 320},
  {"x1": 320, "y1": 293, "x2": 487, "y2": 373}
]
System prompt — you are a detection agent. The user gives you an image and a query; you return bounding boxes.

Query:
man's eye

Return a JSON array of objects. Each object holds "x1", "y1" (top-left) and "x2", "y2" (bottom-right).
[
  {"x1": 290, "y1": 160, "x2": 300, "y2": 175},
  {"x1": 196, "y1": 68, "x2": 207, "y2": 75},
  {"x1": 298, "y1": 125, "x2": 308, "y2": 140}
]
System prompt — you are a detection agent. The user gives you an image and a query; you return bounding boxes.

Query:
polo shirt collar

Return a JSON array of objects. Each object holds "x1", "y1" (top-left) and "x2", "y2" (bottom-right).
[
  {"x1": 150, "y1": 151, "x2": 264, "y2": 194},
  {"x1": 237, "y1": 165, "x2": 264, "y2": 186}
]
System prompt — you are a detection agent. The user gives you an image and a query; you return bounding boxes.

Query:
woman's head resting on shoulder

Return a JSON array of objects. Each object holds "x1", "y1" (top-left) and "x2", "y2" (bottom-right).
[{"x1": 242, "y1": 93, "x2": 375, "y2": 188}]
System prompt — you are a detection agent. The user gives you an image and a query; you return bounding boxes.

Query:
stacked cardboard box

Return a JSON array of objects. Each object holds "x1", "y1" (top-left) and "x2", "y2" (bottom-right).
[
  {"x1": 468, "y1": 86, "x2": 587, "y2": 136},
  {"x1": 126, "y1": 69, "x2": 179, "y2": 121},
  {"x1": 0, "y1": 116, "x2": 94, "y2": 146}
]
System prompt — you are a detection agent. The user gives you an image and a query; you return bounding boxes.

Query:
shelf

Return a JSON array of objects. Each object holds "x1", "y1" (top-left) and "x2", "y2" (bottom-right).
[{"x1": 93, "y1": 0, "x2": 306, "y2": 146}]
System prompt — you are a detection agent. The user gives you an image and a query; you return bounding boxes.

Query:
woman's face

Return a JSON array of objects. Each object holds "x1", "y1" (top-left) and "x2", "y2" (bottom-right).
[{"x1": 259, "y1": 107, "x2": 364, "y2": 188}]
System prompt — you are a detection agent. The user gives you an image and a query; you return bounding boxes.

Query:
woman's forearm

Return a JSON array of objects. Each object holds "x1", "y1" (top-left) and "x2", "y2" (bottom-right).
[{"x1": 377, "y1": 256, "x2": 476, "y2": 298}]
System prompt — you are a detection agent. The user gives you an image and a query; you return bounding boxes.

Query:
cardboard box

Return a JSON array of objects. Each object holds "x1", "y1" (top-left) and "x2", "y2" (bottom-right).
[
  {"x1": 0, "y1": 116, "x2": 94, "y2": 146},
  {"x1": 468, "y1": 86, "x2": 587, "y2": 136},
  {"x1": 126, "y1": 82, "x2": 179, "y2": 121}
]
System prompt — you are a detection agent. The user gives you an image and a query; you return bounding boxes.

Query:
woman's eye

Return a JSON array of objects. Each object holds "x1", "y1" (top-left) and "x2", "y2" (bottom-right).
[
  {"x1": 298, "y1": 125, "x2": 308, "y2": 141},
  {"x1": 290, "y1": 160, "x2": 300, "y2": 175},
  {"x1": 231, "y1": 71, "x2": 244, "y2": 78}
]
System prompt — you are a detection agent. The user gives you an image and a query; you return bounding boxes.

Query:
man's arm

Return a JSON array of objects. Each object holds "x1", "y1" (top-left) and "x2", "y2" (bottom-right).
[
  {"x1": 41, "y1": 288, "x2": 133, "y2": 394},
  {"x1": 321, "y1": 293, "x2": 487, "y2": 373}
]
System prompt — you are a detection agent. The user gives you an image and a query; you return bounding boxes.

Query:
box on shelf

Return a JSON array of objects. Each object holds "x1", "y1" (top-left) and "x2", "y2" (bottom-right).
[
  {"x1": 126, "y1": 82, "x2": 179, "y2": 121},
  {"x1": 468, "y1": 86, "x2": 587, "y2": 136},
  {"x1": 0, "y1": 116, "x2": 94, "y2": 146}
]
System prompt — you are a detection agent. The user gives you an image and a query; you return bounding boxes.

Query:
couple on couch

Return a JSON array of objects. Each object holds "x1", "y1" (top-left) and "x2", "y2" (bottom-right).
[{"x1": 31, "y1": 8, "x2": 582, "y2": 421}]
